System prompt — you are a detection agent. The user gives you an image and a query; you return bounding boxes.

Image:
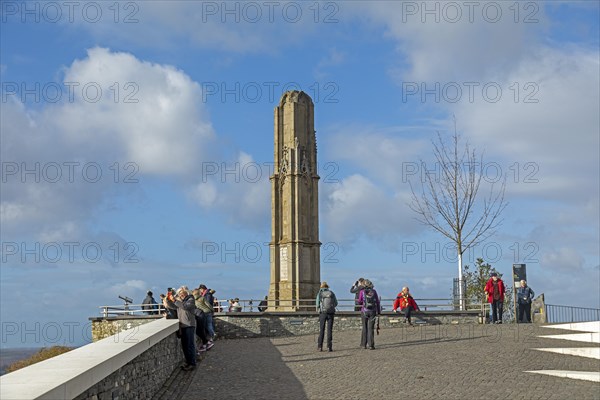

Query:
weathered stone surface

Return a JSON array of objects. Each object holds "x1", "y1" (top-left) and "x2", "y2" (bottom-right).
[
  {"x1": 91, "y1": 316, "x2": 161, "y2": 342},
  {"x1": 214, "y1": 311, "x2": 482, "y2": 339},
  {"x1": 74, "y1": 333, "x2": 181, "y2": 400},
  {"x1": 269, "y1": 91, "x2": 321, "y2": 311}
]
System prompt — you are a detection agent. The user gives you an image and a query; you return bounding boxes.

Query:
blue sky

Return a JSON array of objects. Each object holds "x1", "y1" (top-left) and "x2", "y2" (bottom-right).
[{"x1": 1, "y1": 1, "x2": 599, "y2": 348}]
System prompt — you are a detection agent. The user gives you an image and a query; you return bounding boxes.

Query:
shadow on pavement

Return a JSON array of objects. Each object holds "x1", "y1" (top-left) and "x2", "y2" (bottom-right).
[{"x1": 180, "y1": 337, "x2": 309, "y2": 400}]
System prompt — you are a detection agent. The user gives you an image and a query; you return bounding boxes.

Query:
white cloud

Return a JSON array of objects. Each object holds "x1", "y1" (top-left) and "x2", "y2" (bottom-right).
[
  {"x1": 1, "y1": 48, "x2": 216, "y2": 241},
  {"x1": 67, "y1": 2, "x2": 322, "y2": 54},
  {"x1": 188, "y1": 151, "x2": 271, "y2": 228},
  {"x1": 322, "y1": 174, "x2": 421, "y2": 247},
  {"x1": 453, "y1": 46, "x2": 599, "y2": 206},
  {"x1": 541, "y1": 247, "x2": 585, "y2": 273},
  {"x1": 348, "y1": 1, "x2": 547, "y2": 83}
]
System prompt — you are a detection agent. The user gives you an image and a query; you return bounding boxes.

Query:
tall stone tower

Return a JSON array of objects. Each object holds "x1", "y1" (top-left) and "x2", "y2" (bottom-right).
[{"x1": 268, "y1": 91, "x2": 321, "y2": 311}]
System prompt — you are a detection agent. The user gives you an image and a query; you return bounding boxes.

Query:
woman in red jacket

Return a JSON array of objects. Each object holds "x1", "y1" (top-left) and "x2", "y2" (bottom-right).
[
  {"x1": 484, "y1": 272, "x2": 505, "y2": 324},
  {"x1": 393, "y1": 287, "x2": 419, "y2": 325}
]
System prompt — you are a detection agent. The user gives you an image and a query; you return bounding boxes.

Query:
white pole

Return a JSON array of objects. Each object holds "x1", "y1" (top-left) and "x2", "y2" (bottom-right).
[{"x1": 458, "y1": 252, "x2": 464, "y2": 311}]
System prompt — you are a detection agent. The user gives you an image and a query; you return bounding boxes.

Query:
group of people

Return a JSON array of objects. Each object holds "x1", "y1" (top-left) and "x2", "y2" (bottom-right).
[
  {"x1": 143, "y1": 273, "x2": 534, "y2": 367},
  {"x1": 159, "y1": 284, "x2": 218, "y2": 371},
  {"x1": 316, "y1": 274, "x2": 536, "y2": 351},
  {"x1": 316, "y1": 278, "x2": 419, "y2": 352},
  {"x1": 484, "y1": 273, "x2": 535, "y2": 324}
]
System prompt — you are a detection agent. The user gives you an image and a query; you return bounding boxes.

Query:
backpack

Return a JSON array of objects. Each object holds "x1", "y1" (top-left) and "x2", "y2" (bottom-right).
[
  {"x1": 321, "y1": 290, "x2": 336, "y2": 313},
  {"x1": 364, "y1": 289, "x2": 376, "y2": 311}
]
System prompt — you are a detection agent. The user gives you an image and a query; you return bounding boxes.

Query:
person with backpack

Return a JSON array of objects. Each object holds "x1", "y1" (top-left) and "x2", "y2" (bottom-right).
[
  {"x1": 393, "y1": 287, "x2": 419, "y2": 325},
  {"x1": 517, "y1": 280, "x2": 535, "y2": 323},
  {"x1": 316, "y1": 282, "x2": 338, "y2": 352},
  {"x1": 356, "y1": 279, "x2": 381, "y2": 350}
]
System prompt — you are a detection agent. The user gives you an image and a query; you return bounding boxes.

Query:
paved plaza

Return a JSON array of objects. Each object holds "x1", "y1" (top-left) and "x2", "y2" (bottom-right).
[{"x1": 160, "y1": 323, "x2": 600, "y2": 400}]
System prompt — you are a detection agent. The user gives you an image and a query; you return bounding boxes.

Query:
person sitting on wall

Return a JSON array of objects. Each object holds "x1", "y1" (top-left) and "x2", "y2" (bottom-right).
[
  {"x1": 393, "y1": 287, "x2": 420, "y2": 326},
  {"x1": 228, "y1": 298, "x2": 243, "y2": 312}
]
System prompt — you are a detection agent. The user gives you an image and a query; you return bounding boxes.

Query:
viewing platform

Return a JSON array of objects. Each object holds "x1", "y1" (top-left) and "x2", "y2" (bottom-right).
[{"x1": 1, "y1": 301, "x2": 598, "y2": 399}]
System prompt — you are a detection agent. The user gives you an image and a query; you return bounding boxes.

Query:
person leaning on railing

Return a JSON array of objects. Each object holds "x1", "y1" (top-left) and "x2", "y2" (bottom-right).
[
  {"x1": 164, "y1": 286, "x2": 197, "y2": 371},
  {"x1": 198, "y1": 284, "x2": 216, "y2": 339}
]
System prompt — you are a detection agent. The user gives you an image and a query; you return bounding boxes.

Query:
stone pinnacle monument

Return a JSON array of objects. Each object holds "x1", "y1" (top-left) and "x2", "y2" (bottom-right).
[{"x1": 268, "y1": 91, "x2": 321, "y2": 311}]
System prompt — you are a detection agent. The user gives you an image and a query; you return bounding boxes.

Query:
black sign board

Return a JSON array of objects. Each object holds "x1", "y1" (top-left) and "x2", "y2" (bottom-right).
[{"x1": 513, "y1": 264, "x2": 527, "y2": 282}]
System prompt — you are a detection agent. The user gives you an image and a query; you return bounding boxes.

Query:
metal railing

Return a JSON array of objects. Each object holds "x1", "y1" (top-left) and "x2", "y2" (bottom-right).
[
  {"x1": 99, "y1": 298, "x2": 485, "y2": 316},
  {"x1": 99, "y1": 304, "x2": 166, "y2": 317},
  {"x1": 545, "y1": 304, "x2": 600, "y2": 323},
  {"x1": 214, "y1": 298, "x2": 482, "y2": 312}
]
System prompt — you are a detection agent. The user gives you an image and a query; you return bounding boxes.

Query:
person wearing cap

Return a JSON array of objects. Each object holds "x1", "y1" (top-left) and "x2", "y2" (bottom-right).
[
  {"x1": 198, "y1": 284, "x2": 216, "y2": 339},
  {"x1": 316, "y1": 282, "x2": 338, "y2": 352},
  {"x1": 484, "y1": 272, "x2": 506, "y2": 324},
  {"x1": 141, "y1": 290, "x2": 159, "y2": 315},
  {"x1": 164, "y1": 286, "x2": 197, "y2": 371}
]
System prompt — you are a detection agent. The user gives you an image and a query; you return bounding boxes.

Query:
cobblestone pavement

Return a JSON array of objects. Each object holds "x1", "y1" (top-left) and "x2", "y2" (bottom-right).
[{"x1": 178, "y1": 324, "x2": 600, "y2": 400}]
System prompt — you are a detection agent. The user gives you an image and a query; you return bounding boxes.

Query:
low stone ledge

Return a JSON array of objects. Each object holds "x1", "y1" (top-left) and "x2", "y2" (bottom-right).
[
  {"x1": 214, "y1": 310, "x2": 482, "y2": 339},
  {"x1": 0, "y1": 318, "x2": 179, "y2": 400}
]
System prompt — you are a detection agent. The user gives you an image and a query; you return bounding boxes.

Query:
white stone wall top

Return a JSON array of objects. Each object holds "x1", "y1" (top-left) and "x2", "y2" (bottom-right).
[
  {"x1": 543, "y1": 321, "x2": 600, "y2": 333},
  {"x1": 0, "y1": 318, "x2": 179, "y2": 400}
]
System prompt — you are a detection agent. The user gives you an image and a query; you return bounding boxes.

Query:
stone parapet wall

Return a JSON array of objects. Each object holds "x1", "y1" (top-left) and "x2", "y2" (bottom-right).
[
  {"x1": 0, "y1": 319, "x2": 180, "y2": 400},
  {"x1": 74, "y1": 333, "x2": 180, "y2": 400},
  {"x1": 214, "y1": 311, "x2": 481, "y2": 339}
]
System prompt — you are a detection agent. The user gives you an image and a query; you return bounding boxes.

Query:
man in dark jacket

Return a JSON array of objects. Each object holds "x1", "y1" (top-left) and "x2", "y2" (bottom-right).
[
  {"x1": 141, "y1": 291, "x2": 158, "y2": 315},
  {"x1": 350, "y1": 278, "x2": 365, "y2": 312},
  {"x1": 165, "y1": 287, "x2": 197, "y2": 371},
  {"x1": 258, "y1": 296, "x2": 268, "y2": 312}
]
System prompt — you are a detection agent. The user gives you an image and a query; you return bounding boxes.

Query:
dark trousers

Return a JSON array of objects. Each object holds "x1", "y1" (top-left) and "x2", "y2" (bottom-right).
[
  {"x1": 518, "y1": 303, "x2": 532, "y2": 323},
  {"x1": 318, "y1": 312, "x2": 334, "y2": 350},
  {"x1": 195, "y1": 314, "x2": 209, "y2": 345},
  {"x1": 205, "y1": 313, "x2": 215, "y2": 338},
  {"x1": 180, "y1": 326, "x2": 196, "y2": 366},
  {"x1": 360, "y1": 312, "x2": 376, "y2": 348},
  {"x1": 491, "y1": 300, "x2": 503, "y2": 322},
  {"x1": 403, "y1": 306, "x2": 415, "y2": 322}
]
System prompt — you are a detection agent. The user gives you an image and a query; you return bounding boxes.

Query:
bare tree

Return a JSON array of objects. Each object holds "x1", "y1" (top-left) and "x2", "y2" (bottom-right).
[{"x1": 408, "y1": 122, "x2": 507, "y2": 310}]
